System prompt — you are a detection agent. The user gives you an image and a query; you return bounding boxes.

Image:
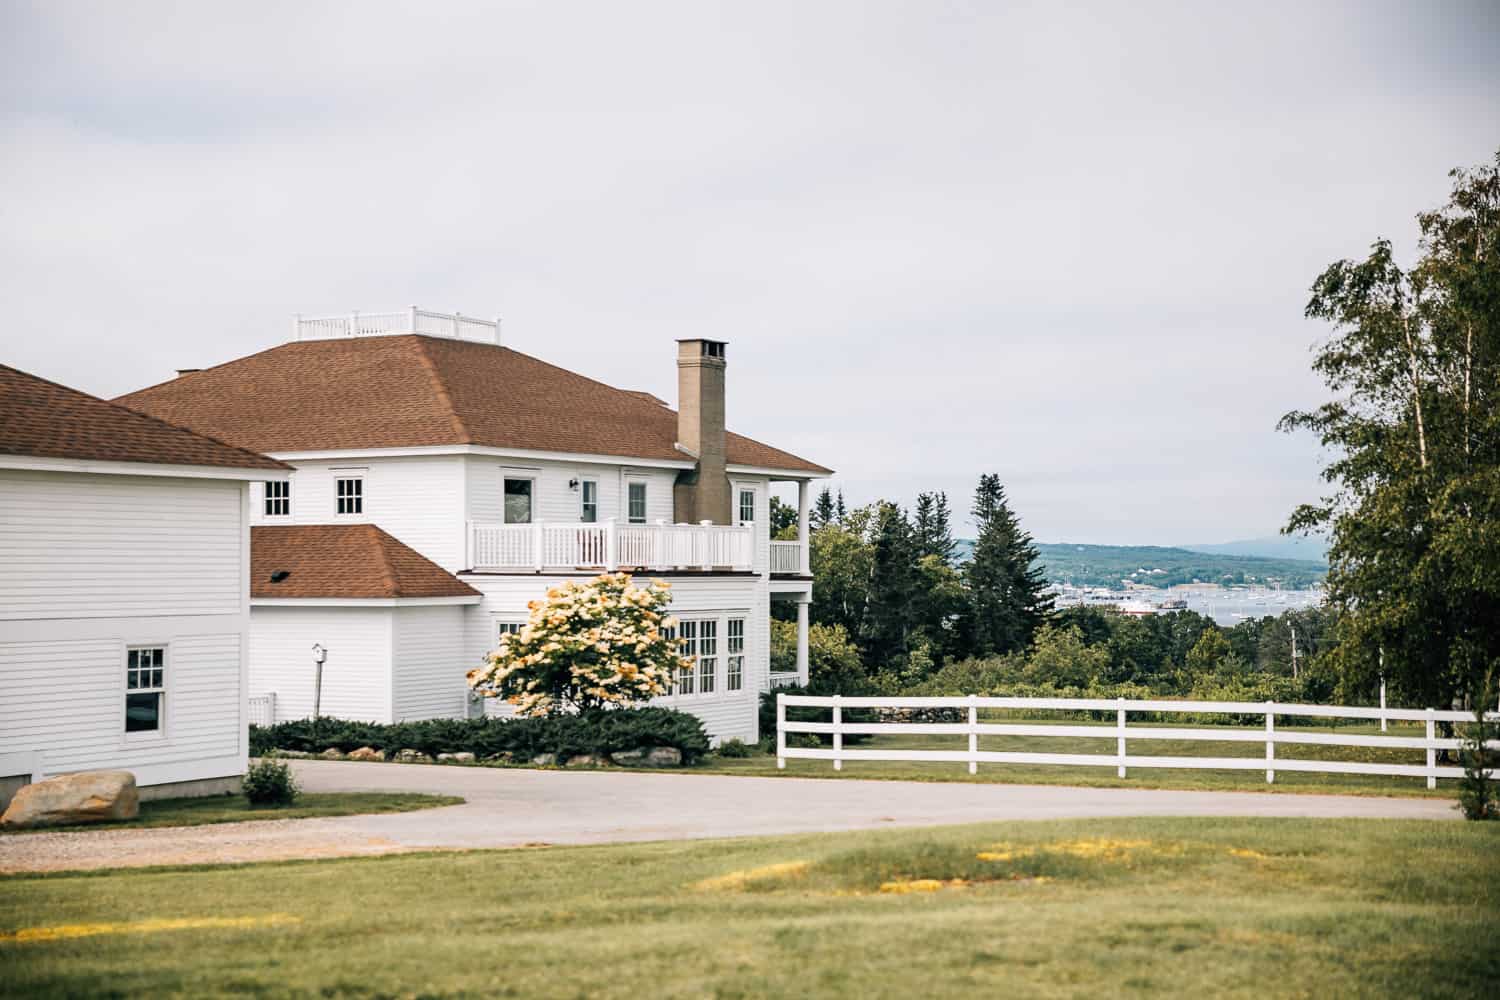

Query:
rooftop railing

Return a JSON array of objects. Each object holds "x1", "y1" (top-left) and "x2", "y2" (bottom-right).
[{"x1": 294, "y1": 307, "x2": 500, "y2": 344}]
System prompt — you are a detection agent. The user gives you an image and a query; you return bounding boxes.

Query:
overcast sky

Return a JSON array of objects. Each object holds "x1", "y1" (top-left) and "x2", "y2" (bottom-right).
[{"x1": 3, "y1": 2, "x2": 1497, "y2": 543}]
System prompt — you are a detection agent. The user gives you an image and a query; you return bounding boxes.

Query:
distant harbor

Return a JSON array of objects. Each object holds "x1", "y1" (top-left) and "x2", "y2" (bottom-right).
[{"x1": 1049, "y1": 583, "x2": 1324, "y2": 626}]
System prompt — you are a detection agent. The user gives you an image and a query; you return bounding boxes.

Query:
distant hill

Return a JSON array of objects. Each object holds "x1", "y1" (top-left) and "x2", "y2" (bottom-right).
[
  {"x1": 953, "y1": 540, "x2": 1327, "y2": 591},
  {"x1": 1183, "y1": 535, "x2": 1328, "y2": 563}
]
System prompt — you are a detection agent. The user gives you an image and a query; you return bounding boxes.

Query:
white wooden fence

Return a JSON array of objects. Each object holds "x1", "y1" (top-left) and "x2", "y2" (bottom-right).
[
  {"x1": 469, "y1": 519, "x2": 754, "y2": 572},
  {"x1": 776, "y1": 694, "x2": 1499, "y2": 788},
  {"x1": 248, "y1": 693, "x2": 277, "y2": 727}
]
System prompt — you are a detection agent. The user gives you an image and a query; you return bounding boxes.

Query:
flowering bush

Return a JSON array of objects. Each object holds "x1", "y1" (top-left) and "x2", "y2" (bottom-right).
[{"x1": 467, "y1": 573, "x2": 689, "y2": 716}]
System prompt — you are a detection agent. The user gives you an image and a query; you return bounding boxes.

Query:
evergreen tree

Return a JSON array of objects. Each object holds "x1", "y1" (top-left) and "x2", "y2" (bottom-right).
[
  {"x1": 812, "y1": 487, "x2": 836, "y2": 531},
  {"x1": 835, "y1": 490, "x2": 848, "y2": 523},
  {"x1": 913, "y1": 491, "x2": 956, "y2": 563},
  {"x1": 861, "y1": 501, "x2": 921, "y2": 667},
  {"x1": 963, "y1": 474, "x2": 1053, "y2": 656}
]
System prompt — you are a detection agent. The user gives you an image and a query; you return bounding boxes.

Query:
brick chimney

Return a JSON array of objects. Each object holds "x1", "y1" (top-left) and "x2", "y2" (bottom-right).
[{"x1": 673, "y1": 339, "x2": 731, "y2": 524}]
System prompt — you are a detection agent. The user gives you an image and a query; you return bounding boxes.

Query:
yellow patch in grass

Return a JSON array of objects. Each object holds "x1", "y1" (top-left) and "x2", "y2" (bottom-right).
[
  {"x1": 691, "y1": 861, "x2": 810, "y2": 891},
  {"x1": 1, "y1": 914, "x2": 301, "y2": 944},
  {"x1": 878, "y1": 878, "x2": 966, "y2": 894},
  {"x1": 979, "y1": 838, "x2": 1160, "y2": 864},
  {"x1": 1227, "y1": 848, "x2": 1269, "y2": 860}
]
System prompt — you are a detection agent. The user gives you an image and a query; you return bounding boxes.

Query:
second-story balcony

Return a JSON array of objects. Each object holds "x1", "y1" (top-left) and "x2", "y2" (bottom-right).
[{"x1": 468, "y1": 520, "x2": 757, "y2": 573}]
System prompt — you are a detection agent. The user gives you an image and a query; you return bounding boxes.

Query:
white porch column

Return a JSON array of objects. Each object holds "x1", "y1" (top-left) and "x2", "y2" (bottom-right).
[
  {"x1": 795, "y1": 597, "x2": 810, "y2": 686},
  {"x1": 797, "y1": 479, "x2": 811, "y2": 576}
]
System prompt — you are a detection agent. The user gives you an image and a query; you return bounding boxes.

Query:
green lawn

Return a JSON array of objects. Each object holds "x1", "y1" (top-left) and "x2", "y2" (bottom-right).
[
  {"x1": 693, "y1": 718, "x2": 1461, "y2": 799},
  {"x1": 0, "y1": 793, "x2": 462, "y2": 835},
  {"x1": 3, "y1": 817, "x2": 1496, "y2": 997}
]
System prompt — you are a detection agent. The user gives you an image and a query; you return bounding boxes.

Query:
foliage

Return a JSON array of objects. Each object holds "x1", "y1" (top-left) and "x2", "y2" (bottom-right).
[
  {"x1": 963, "y1": 474, "x2": 1053, "y2": 655},
  {"x1": 861, "y1": 501, "x2": 922, "y2": 667},
  {"x1": 807, "y1": 506, "x2": 875, "y2": 638},
  {"x1": 768, "y1": 496, "x2": 799, "y2": 537},
  {"x1": 468, "y1": 573, "x2": 688, "y2": 715},
  {"x1": 769, "y1": 618, "x2": 865, "y2": 691},
  {"x1": 913, "y1": 491, "x2": 955, "y2": 562},
  {"x1": 1458, "y1": 676, "x2": 1500, "y2": 821},
  {"x1": 242, "y1": 754, "x2": 299, "y2": 807},
  {"x1": 1281, "y1": 150, "x2": 1500, "y2": 709},
  {"x1": 714, "y1": 738, "x2": 756, "y2": 758},
  {"x1": 249, "y1": 707, "x2": 712, "y2": 764}
]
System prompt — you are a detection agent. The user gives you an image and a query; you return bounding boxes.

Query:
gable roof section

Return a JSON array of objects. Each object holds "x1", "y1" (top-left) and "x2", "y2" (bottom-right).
[
  {"x1": 252, "y1": 524, "x2": 480, "y2": 600},
  {"x1": 0, "y1": 363, "x2": 288, "y2": 472},
  {"x1": 114, "y1": 335, "x2": 832, "y2": 475}
]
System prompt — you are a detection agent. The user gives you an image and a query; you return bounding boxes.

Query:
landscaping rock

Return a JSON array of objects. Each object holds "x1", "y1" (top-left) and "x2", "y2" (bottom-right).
[
  {"x1": 437, "y1": 752, "x2": 476, "y2": 763},
  {"x1": 530, "y1": 753, "x2": 558, "y2": 767},
  {"x1": 347, "y1": 747, "x2": 385, "y2": 762},
  {"x1": 275, "y1": 750, "x2": 313, "y2": 759},
  {"x1": 0, "y1": 770, "x2": 139, "y2": 829},
  {"x1": 320, "y1": 748, "x2": 344, "y2": 759},
  {"x1": 564, "y1": 754, "x2": 607, "y2": 768},
  {"x1": 610, "y1": 746, "x2": 683, "y2": 768},
  {"x1": 483, "y1": 752, "x2": 515, "y2": 764},
  {"x1": 394, "y1": 749, "x2": 433, "y2": 764}
]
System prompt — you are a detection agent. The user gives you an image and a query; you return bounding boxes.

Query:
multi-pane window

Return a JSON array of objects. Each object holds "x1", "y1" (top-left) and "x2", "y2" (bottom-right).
[
  {"x1": 627, "y1": 481, "x2": 647, "y2": 524},
  {"x1": 125, "y1": 647, "x2": 165, "y2": 733},
  {"x1": 727, "y1": 618, "x2": 745, "y2": 691},
  {"x1": 336, "y1": 477, "x2": 363, "y2": 515},
  {"x1": 504, "y1": 478, "x2": 533, "y2": 524},
  {"x1": 495, "y1": 620, "x2": 523, "y2": 643},
  {"x1": 676, "y1": 620, "x2": 697, "y2": 695},
  {"x1": 580, "y1": 480, "x2": 598, "y2": 523},
  {"x1": 697, "y1": 620, "x2": 717, "y2": 694},
  {"x1": 739, "y1": 489, "x2": 755, "y2": 525},
  {"x1": 264, "y1": 480, "x2": 290, "y2": 517}
]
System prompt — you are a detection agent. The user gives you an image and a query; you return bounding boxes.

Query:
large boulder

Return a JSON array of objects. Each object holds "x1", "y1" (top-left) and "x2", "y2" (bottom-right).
[
  {"x1": 0, "y1": 770, "x2": 139, "y2": 829},
  {"x1": 347, "y1": 746, "x2": 385, "y2": 762},
  {"x1": 610, "y1": 746, "x2": 683, "y2": 768}
]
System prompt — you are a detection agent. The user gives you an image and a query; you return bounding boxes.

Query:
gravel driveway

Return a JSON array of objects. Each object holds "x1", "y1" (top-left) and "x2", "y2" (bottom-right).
[{"x1": 0, "y1": 761, "x2": 1457, "y2": 874}]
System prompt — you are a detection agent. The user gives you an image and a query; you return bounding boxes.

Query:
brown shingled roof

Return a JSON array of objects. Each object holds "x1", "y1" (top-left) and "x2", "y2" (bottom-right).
[
  {"x1": 252, "y1": 524, "x2": 480, "y2": 600},
  {"x1": 0, "y1": 363, "x2": 288, "y2": 472},
  {"x1": 114, "y1": 335, "x2": 832, "y2": 475}
]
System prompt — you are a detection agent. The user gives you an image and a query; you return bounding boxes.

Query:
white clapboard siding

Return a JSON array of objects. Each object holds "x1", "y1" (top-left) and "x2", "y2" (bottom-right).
[
  {"x1": 466, "y1": 456, "x2": 678, "y2": 536},
  {"x1": 248, "y1": 606, "x2": 393, "y2": 722},
  {"x1": 392, "y1": 604, "x2": 472, "y2": 721},
  {"x1": 0, "y1": 632, "x2": 242, "y2": 777},
  {"x1": 0, "y1": 471, "x2": 243, "y2": 620}
]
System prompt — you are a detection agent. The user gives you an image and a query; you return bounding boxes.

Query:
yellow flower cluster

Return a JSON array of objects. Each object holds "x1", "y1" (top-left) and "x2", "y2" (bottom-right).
[{"x1": 466, "y1": 573, "x2": 692, "y2": 716}]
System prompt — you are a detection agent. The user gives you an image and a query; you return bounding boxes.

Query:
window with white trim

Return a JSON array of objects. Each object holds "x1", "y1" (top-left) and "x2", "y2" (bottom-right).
[
  {"x1": 676, "y1": 620, "x2": 697, "y2": 695},
  {"x1": 125, "y1": 647, "x2": 165, "y2": 733},
  {"x1": 727, "y1": 618, "x2": 745, "y2": 691},
  {"x1": 580, "y1": 480, "x2": 598, "y2": 523},
  {"x1": 504, "y1": 478, "x2": 533, "y2": 524},
  {"x1": 264, "y1": 480, "x2": 290, "y2": 517},
  {"x1": 627, "y1": 481, "x2": 648, "y2": 524},
  {"x1": 696, "y1": 620, "x2": 717, "y2": 693},
  {"x1": 738, "y1": 489, "x2": 755, "y2": 526},
  {"x1": 494, "y1": 620, "x2": 524, "y2": 644},
  {"x1": 336, "y1": 477, "x2": 363, "y2": 515}
]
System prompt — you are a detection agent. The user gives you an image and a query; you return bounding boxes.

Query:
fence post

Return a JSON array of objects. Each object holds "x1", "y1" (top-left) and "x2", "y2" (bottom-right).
[
  {"x1": 1379, "y1": 679, "x2": 1387, "y2": 732},
  {"x1": 532, "y1": 521, "x2": 544, "y2": 571},
  {"x1": 604, "y1": 519, "x2": 618, "y2": 572},
  {"x1": 776, "y1": 693, "x2": 786, "y2": 770},
  {"x1": 1425, "y1": 707, "x2": 1436, "y2": 789},
  {"x1": 968, "y1": 694, "x2": 978, "y2": 775},
  {"x1": 1265, "y1": 701, "x2": 1275, "y2": 784},
  {"x1": 1116, "y1": 697, "x2": 1127, "y2": 778},
  {"x1": 832, "y1": 694, "x2": 843, "y2": 772}
]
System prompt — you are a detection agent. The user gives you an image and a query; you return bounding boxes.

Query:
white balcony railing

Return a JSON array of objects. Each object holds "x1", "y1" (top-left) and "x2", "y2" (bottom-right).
[
  {"x1": 769, "y1": 540, "x2": 803, "y2": 575},
  {"x1": 469, "y1": 520, "x2": 754, "y2": 572},
  {"x1": 294, "y1": 307, "x2": 500, "y2": 344}
]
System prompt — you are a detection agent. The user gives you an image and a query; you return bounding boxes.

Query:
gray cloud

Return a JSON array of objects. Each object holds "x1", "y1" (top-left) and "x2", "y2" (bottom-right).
[{"x1": 3, "y1": 0, "x2": 1497, "y2": 541}]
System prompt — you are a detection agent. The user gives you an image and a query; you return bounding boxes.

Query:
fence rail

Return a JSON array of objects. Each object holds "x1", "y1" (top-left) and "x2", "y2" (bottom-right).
[
  {"x1": 769, "y1": 540, "x2": 802, "y2": 574},
  {"x1": 294, "y1": 307, "x2": 500, "y2": 344},
  {"x1": 775, "y1": 694, "x2": 1498, "y2": 788}
]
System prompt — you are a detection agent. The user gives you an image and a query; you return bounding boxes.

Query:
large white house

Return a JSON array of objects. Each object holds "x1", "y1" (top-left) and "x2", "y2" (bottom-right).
[
  {"x1": 116, "y1": 310, "x2": 831, "y2": 742},
  {"x1": 0, "y1": 364, "x2": 290, "y2": 807}
]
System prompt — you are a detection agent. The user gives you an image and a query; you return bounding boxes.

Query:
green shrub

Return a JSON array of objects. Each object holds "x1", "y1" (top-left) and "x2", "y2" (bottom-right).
[
  {"x1": 249, "y1": 707, "x2": 711, "y2": 765},
  {"x1": 1458, "y1": 683, "x2": 1499, "y2": 821},
  {"x1": 243, "y1": 754, "x2": 299, "y2": 807},
  {"x1": 715, "y1": 738, "x2": 756, "y2": 758}
]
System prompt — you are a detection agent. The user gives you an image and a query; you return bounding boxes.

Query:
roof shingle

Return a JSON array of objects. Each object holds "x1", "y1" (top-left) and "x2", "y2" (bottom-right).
[
  {"x1": 0, "y1": 363, "x2": 288, "y2": 472},
  {"x1": 252, "y1": 524, "x2": 480, "y2": 599},
  {"x1": 114, "y1": 335, "x2": 831, "y2": 475}
]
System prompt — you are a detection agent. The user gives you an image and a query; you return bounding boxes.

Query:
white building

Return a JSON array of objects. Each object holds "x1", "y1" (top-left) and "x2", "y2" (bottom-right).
[
  {"x1": 117, "y1": 310, "x2": 831, "y2": 742},
  {"x1": 0, "y1": 364, "x2": 289, "y2": 807}
]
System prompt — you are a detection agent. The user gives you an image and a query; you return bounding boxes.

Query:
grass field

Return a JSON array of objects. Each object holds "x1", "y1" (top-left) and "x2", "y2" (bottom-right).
[
  {"x1": 693, "y1": 718, "x2": 1463, "y2": 799},
  {"x1": 4, "y1": 817, "x2": 1496, "y2": 997},
  {"x1": 0, "y1": 793, "x2": 462, "y2": 836}
]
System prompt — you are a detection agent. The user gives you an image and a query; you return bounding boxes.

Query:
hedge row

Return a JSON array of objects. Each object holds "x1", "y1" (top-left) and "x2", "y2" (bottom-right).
[{"x1": 250, "y1": 707, "x2": 711, "y2": 763}]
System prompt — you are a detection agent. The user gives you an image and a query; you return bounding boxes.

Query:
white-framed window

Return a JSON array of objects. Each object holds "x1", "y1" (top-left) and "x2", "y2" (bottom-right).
[
  {"x1": 580, "y1": 479, "x2": 598, "y2": 523},
  {"x1": 676, "y1": 620, "x2": 697, "y2": 695},
  {"x1": 264, "y1": 480, "x2": 290, "y2": 517},
  {"x1": 335, "y1": 476, "x2": 363, "y2": 515},
  {"x1": 504, "y1": 477, "x2": 533, "y2": 524},
  {"x1": 494, "y1": 619, "x2": 524, "y2": 644},
  {"x1": 125, "y1": 646, "x2": 165, "y2": 734},
  {"x1": 627, "y1": 481, "x2": 648, "y2": 524},
  {"x1": 727, "y1": 618, "x2": 745, "y2": 691},
  {"x1": 738, "y1": 488, "x2": 755, "y2": 526},
  {"x1": 697, "y1": 619, "x2": 717, "y2": 693}
]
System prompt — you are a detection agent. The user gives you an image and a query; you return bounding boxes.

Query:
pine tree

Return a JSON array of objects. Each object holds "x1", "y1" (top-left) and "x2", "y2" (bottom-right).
[
  {"x1": 861, "y1": 501, "x2": 921, "y2": 667},
  {"x1": 963, "y1": 475, "x2": 1053, "y2": 656},
  {"x1": 913, "y1": 491, "x2": 956, "y2": 563},
  {"x1": 812, "y1": 487, "x2": 836, "y2": 531},
  {"x1": 835, "y1": 490, "x2": 848, "y2": 523}
]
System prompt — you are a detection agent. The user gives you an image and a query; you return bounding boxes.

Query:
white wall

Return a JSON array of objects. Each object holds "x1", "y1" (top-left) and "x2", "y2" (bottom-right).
[
  {"x1": 392, "y1": 604, "x2": 472, "y2": 721},
  {"x1": 248, "y1": 605, "x2": 393, "y2": 722},
  {"x1": 465, "y1": 456, "x2": 678, "y2": 531}
]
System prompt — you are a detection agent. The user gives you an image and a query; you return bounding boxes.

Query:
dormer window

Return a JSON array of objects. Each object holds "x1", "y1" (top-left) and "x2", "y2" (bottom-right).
[
  {"x1": 264, "y1": 481, "x2": 290, "y2": 517},
  {"x1": 336, "y1": 476, "x2": 363, "y2": 515}
]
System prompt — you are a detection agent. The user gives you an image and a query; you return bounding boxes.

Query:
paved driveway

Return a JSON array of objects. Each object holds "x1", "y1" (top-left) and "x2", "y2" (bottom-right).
[{"x1": 0, "y1": 761, "x2": 1457, "y2": 873}]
